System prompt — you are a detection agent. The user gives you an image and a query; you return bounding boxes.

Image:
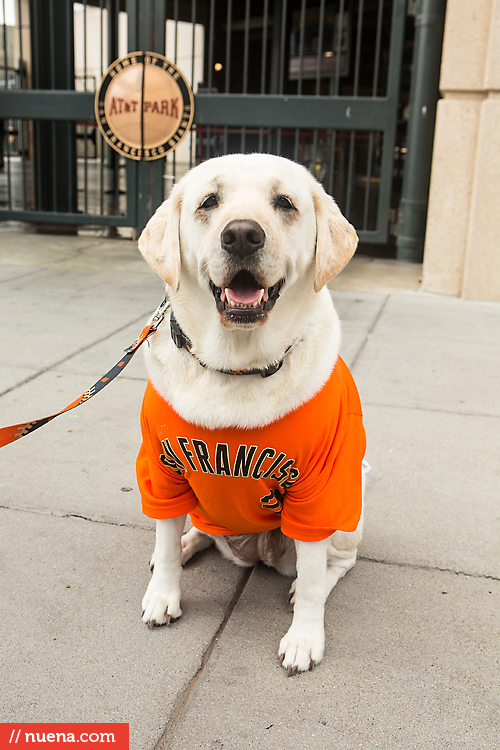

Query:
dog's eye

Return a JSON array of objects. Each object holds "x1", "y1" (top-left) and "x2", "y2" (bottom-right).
[
  {"x1": 275, "y1": 195, "x2": 295, "y2": 211},
  {"x1": 199, "y1": 194, "x2": 218, "y2": 210}
]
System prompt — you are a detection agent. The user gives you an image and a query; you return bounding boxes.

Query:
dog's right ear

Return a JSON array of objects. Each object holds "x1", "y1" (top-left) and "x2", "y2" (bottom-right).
[{"x1": 138, "y1": 183, "x2": 183, "y2": 291}]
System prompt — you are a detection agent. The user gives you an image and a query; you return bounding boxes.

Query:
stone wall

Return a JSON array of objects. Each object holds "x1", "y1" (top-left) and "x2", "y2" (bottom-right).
[{"x1": 422, "y1": 0, "x2": 500, "y2": 301}]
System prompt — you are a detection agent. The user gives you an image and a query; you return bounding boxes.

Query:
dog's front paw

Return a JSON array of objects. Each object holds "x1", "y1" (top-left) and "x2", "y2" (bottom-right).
[
  {"x1": 278, "y1": 623, "x2": 325, "y2": 675},
  {"x1": 141, "y1": 575, "x2": 182, "y2": 628}
]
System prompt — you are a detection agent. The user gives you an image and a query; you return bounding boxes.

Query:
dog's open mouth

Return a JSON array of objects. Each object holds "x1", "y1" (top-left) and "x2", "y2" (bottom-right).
[{"x1": 210, "y1": 270, "x2": 284, "y2": 323}]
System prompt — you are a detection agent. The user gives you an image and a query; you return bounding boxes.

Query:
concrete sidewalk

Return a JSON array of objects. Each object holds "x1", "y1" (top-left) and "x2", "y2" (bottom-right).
[{"x1": 0, "y1": 230, "x2": 498, "y2": 750}]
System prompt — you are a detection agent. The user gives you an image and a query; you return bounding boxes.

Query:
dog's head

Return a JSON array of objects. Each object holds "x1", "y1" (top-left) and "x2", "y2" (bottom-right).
[{"x1": 139, "y1": 154, "x2": 358, "y2": 330}]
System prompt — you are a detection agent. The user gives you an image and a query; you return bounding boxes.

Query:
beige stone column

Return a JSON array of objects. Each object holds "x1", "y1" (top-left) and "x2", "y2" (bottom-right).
[{"x1": 422, "y1": 0, "x2": 500, "y2": 301}]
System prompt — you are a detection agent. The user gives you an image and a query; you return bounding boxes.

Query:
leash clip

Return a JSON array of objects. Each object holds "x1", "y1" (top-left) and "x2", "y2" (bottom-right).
[{"x1": 148, "y1": 296, "x2": 170, "y2": 332}]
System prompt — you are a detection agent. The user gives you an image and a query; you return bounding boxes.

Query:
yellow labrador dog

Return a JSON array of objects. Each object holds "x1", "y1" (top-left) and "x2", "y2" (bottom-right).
[{"x1": 137, "y1": 153, "x2": 366, "y2": 674}]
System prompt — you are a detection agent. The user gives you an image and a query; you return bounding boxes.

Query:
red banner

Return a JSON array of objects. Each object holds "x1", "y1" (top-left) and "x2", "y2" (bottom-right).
[{"x1": 1, "y1": 724, "x2": 129, "y2": 749}]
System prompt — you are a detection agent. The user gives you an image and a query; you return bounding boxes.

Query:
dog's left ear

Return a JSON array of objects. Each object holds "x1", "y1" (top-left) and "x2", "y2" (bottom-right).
[
  {"x1": 138, "y1": 183, "x2": 183, "y2": 291},
  {"x1": 312, "y1": 184, "x2": 358, "y2": 292}
]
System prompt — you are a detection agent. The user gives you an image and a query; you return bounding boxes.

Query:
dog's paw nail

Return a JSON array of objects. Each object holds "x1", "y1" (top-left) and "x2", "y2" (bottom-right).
[
  {"x1": 141, "y1": 610, "x2": 145, "y2": 617},
  {"x1": 166, "y1": 614, "x2": 172, "y2": 625},
  {"x1": 279, "y1": 653, "x2": 285, "y2": 665},
  {"x1": 147, "y1": 619, "x2": 156, "y2": 629},
  {"x1": 309, "y1": 660, "x2": 315, "y2": 671},
  {"x1": 286, "y1": 665, "x2": 298, "y2": 677}
]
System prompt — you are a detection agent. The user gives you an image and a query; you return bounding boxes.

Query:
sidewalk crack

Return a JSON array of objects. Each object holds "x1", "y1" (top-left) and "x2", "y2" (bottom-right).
[
  {"x1": 350, "y1": 294, "x2": 389, "y2": 370},
  {"x1": 153, "y1": 566, "x2": 254, "y2": 750},
  {"x1": 359, "y1": 554, "x2": 500, "y2": 581},
  {"x1": 0, "y1": 309, "x2": 152, "y2": 399},
  {"x1": 0, "y1": 267, "x2": 45, "y2": 285},
  {"x1": 0, "y1": 503, "x2": 153, "y2": 531},
  {"x1": 362, "y1": 400, "x2": 500, "y2": 420}
]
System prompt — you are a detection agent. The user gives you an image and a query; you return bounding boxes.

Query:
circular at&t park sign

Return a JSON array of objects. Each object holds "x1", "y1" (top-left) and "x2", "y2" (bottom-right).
[{"x1": 95, "y1": 51, "x2": 194, "y2": 161}]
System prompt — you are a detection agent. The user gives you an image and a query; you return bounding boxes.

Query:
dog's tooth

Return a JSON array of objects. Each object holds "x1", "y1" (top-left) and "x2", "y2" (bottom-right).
[{"x1": 221, "y1": 289, "x2": 227, "y2": 302}]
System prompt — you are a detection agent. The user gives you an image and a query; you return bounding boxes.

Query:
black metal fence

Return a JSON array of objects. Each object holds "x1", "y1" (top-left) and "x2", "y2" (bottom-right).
[{"x1": 0, "y1": 0, "x2": 407, "y2": 240}]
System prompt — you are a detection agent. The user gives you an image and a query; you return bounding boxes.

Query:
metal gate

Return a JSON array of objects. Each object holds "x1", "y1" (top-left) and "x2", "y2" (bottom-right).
[{"x1": 0, "y1": 0, "x2": 406, "y2": 241}]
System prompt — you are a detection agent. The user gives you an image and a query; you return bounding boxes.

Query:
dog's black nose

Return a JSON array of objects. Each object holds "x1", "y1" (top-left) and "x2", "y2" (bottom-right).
[{"x1": 221, "y1": 220, "x2": 265, "y2": 258}]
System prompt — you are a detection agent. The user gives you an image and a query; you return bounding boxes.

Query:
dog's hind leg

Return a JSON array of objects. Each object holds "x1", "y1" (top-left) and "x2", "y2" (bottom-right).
[
  {"x1": 324, "y1": 469, "x2": 366, "y2": 597},
  {"x1": 286, "y1": 521, "x2": 362, "y2": 609},
  {"x1": 288, "y1": 477, "x2": 365, "y2": 606},
  {"x1": 181, "y1": 527, "x2": 214, "y2": 565},
  {"x1": 325, "y1": 520, "x2": 363, "y2": 595}
]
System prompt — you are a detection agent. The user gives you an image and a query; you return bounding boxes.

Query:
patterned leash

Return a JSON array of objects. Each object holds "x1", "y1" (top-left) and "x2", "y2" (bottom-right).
[{"x1": 0, "y1": 297, "x2": 169, "y2": 449}]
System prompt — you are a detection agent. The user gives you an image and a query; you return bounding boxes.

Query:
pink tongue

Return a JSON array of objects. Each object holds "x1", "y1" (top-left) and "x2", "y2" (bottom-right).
[{"x1": 226, "y1": 286, "x2": 268, "y2": 304}]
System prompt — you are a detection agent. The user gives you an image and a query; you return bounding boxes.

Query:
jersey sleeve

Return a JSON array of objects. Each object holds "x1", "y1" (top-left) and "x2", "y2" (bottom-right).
[
  {"x1": 137, "y1": 391, "x2": 198, "y2": 520},
  {"x1": 280, "y1": 385, "x2": 366, "y2": 542}
]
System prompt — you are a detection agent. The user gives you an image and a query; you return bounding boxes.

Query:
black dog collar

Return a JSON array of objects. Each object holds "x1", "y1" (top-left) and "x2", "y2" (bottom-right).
[{"x1": 170, "y1": 313, "x2": 292, "y2": 378}]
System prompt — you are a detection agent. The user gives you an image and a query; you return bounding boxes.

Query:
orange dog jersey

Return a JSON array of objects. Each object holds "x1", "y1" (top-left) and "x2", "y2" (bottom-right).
[{"x1": 137, "y1": 356, "x2": 366, "y2": 542}]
